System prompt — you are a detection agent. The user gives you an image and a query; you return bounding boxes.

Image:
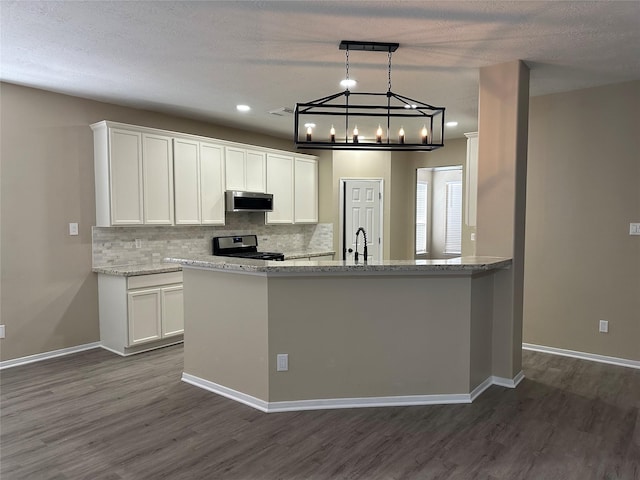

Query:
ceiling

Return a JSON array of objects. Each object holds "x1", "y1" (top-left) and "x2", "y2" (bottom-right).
[{"x1": 2, "y1": 1, "x2": 639, "y2": 141}]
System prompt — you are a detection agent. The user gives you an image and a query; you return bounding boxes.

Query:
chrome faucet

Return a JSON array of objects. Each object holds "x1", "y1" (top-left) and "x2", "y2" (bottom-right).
[{"x1": 354, "y1": 227, "x2": 368, "y2": 262}]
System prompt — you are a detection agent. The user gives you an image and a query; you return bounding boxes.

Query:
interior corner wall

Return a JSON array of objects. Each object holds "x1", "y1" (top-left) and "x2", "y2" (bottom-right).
[
  {"x1": 523, "y1": 80, "x2": 640, "y2": 362},
  {"x1": 0, "y1": 82, "x2": 294, "y2": 361}
]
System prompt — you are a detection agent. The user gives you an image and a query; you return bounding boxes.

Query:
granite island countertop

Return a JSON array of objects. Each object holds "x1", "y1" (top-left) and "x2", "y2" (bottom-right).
[
  {"x1": 92, "y1": 262, "x2": 182, "y2": 276},
  {"x1": 92, "y1": 250, "x2": 336, "y2": 276},
  {"x1": 165, "y1": 255, "x2": 512, "y2": 275}
]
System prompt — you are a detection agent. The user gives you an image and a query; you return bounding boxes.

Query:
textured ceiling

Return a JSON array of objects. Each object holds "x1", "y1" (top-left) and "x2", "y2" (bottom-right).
[{"x1": 2, "y1": 1, "x2": 639, "y2": 140}]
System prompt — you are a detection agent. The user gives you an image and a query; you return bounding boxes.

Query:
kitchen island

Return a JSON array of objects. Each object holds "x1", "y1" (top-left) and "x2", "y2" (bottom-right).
[{"x1": 167, "y1": 255, "x2": 522, "y2": 412}]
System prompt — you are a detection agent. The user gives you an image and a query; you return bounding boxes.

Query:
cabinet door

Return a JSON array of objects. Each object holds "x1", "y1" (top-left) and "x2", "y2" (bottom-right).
[
  {"x1": 266, "y1": 153, "x2": 294, "y2": 224},
  {"x1": 161, "y1": 285, "x2": 184, "y2": 337},
  {"x1": 128, "y1": 289, "x2": 162, "y2": 345},
  {"x1": 109, "y1": 128, "x2": 143, "y2": 225},
  {"x1": 225, "y1": 147, "x2": 246, "y2": 191},
  {"x1": 294, "y1": 157, "x2": 318, "y2": 223},
  {"x1": 200, "y1": 142, "x2": 225, "y2": 224},
  {"x1": 143, "y1": 133, "x2": 174, "y2": 225},
  {"x1": 173, "y1": 138, "x2": 201, "y2": 224},
  {"x1": 245, "y1": 150, "x2": 266, "y2": 192}
]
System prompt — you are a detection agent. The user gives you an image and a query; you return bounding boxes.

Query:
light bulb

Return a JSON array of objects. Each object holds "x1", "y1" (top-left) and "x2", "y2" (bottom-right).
[
  {"x1": 353, "y1": 125, "x2": 359, "y2": 143},
  {"x1": 399, "y1": 127, "x2": 405, "y2": 144},
  {"x1": 421, "y1": 125, "x2": 428, "y2": 144},
  {"x1": 306, "y1": 126, "x2": 312, "y2": 142},
  {"x1": 376, "y1": 125, "x2": 383, "y2": 143},
  {"x1": 330, "y1": 125, "x2": 336, "y2": 143}
]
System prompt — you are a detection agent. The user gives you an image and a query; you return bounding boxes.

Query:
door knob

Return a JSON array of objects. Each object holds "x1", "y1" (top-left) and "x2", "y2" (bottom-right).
[{"x1": 347, "y1": 248, "x2": 353, "y2": 253}]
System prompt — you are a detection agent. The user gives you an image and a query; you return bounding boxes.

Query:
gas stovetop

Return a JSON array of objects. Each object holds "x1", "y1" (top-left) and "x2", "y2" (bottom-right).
[{"x1": 212, "y1": 235, "x2": 285, "y2": 261}]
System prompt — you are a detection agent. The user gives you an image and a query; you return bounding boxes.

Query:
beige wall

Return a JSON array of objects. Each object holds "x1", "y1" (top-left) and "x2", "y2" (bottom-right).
[
  {"x1": 523, "y1": 80, "x2": 640, "y2": 361},
  {"x1": 0, "y1": 82, "x2": 299, "y2": 361}
]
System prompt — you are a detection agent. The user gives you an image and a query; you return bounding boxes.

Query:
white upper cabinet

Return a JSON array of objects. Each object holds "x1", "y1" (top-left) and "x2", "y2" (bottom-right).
[
  {"x1": 93, "y1": 121, "x2": 315, "y2": 227},
  {"x1": 142, "y1": 133, "x2": 174, "y2": 225},
  {"x1": 173, "y1": 138, "x2": 225, "y2": 225},
  {"x1": 225, "y1": 147, "x2": 266, "y2": 192},
  {"x1": 294, "y1": 157, "x2": 318, "y2": 224},
  {"x1": 93, "y1": 122, "x2": 174, "y2": 226},
  {"x1": 266, "y1": 155, "x2": 318, "y2": 225},
  {"x1": 199, "y1": 142, "x2": 226, "y2": 224},
  {"x1": 107, "y1": 128, "x2": 144, "y2": 225},
  {"x1": 266, "y1": 153, "x2": 295, "y2": 224}
]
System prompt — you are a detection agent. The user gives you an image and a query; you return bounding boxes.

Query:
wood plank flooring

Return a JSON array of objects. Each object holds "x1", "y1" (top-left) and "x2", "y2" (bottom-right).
[{"x1": 1, "y1": 345, "x2": 638, "y2": 479}]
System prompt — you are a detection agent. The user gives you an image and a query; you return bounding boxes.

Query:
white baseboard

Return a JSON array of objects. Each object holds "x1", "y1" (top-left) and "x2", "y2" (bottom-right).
[
  {"x1": 492, "y1": 370, "x2": 525, "y2": 388},
  {"x1": 0, "y1": 342, "x2": 101, "y2": 370},
  {"x1": 523, "y1": 343, "x2": 640, "y2": 370},
  {"x1": 182, "y1": 371, "x2": 525, "y2": 413},
  {"x1": 182, "y1": 373, "x2": 270, "y2": 412}
]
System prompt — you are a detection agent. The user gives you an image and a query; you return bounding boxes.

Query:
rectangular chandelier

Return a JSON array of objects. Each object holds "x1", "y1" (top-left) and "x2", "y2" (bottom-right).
[{"x1": 294, "y1": 41, "x2": 445, "y2": 151}]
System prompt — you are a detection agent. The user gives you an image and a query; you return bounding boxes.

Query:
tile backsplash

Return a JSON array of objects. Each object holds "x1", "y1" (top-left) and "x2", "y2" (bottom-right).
[{"x1": 92, "y1": 213, "x2": 333, "y2": 266}]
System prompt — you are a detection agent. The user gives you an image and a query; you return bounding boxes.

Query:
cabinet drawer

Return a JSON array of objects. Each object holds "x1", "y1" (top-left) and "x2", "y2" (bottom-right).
[{"x1": 128, "y1": 271, "x2": 183, "y2": 289}]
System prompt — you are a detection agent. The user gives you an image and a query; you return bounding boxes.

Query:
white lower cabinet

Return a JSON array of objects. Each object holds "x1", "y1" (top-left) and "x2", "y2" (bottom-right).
[{"x1": 98, "y1": 271, "x2": 183, "y2": 355}]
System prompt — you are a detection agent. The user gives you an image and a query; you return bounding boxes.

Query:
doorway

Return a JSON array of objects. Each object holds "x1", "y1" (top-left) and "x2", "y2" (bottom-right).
[{"x1": 339, "y1": 179, "x2": 383, "y2": 261}]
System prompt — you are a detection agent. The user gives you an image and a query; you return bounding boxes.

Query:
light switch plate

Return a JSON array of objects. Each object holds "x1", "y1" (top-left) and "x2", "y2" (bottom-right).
[
  {"x1": 276, "y1": 354, "x2": 288, "y2": 371},
  {"x1": 630, "y1": 223, "x2": 640, "y2": 235},
  {"x1": 0, "y1": 325, "x2": 5, "y2": 339},
  {"x1": 69, "y1": 222, "x2": 79, "y2": 236}
]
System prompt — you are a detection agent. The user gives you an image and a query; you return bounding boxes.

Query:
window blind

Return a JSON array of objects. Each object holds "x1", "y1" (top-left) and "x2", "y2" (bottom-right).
[
  {"x1": 415, "y1": 181, "x2": 428, "y2": 254},
  {"x1": 445, "y1": 181, "x2": 462, "y2": 254}
]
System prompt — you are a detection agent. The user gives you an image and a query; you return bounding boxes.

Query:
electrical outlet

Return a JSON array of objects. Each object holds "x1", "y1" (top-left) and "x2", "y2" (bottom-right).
[
  {"x1": 470, "y1": 233, "x2": 476, "y2": 241},
  {"x1": 69, "y1": 222, "x2": 79, "y2": 236},
  {"x1": 0, "y1": 325, "x2": 5, "y2": 339},
  {"x1": 135, "y1": 239, "x2": 142, "y2": 249},
  {"x1": 630, "y1": 223, "x2": 640, "y2": 235},
  {"x1": 599, "y1": 320, "x2": 609, "y2": 333},
  {"x1": 276, "y1": 354, "x2": 289, "y2": 371}
]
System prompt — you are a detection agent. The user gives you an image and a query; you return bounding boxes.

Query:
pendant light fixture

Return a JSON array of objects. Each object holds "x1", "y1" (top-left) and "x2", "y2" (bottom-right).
[{"x1": 294, "y1": 40, "x2": 445, "y2": 151}]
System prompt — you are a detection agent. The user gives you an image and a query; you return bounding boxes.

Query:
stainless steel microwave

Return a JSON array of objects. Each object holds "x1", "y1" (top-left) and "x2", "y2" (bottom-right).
[{"x1": 225, "y1": 191, "x2": 274, "y2": 212}]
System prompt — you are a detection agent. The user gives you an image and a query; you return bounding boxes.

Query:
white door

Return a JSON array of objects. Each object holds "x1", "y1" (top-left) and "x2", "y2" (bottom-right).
[{"x1": 341, "y1": 180, "x2": 382, "y2": 261}]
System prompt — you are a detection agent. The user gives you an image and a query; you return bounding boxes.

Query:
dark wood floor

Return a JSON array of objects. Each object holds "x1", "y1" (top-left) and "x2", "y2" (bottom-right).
[{"x1": 1, "y1": 345, "x2": 638, "y2": 480}]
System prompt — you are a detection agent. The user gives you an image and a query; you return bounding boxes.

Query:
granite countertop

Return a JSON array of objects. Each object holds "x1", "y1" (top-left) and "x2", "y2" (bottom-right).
[
  {"x1": 92, "y1": 262, "x2": 182, "y2": 276},
  {"x1": 284, "y1": 250, "x2": 336, "y2": 260},
  {"x1": 92, "y1": 251, "x2": 335, "y2": 276},
  {"x1": 165, "y1": 255, "x2": 512, "y2": 275}
]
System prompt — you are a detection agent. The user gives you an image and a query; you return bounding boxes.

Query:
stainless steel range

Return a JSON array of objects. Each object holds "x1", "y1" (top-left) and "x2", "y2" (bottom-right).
[{"x1": 212, "y1": 235, "x2": 285, "y2": 261}]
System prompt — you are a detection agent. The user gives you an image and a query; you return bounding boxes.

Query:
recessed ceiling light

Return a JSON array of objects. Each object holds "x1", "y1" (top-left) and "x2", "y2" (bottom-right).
[
  {"x1": 304, "y1": 123, "x2": 316, "y2": 128},
  {"x1": 236, "y1": 104, "x2": 251, "y2": 112},
  {"x1": 446, "y1": 121, "x2": 458, "y2": 127},
  {"x1": 340, "y1": 79, "x2": 357, "y2": 89}
]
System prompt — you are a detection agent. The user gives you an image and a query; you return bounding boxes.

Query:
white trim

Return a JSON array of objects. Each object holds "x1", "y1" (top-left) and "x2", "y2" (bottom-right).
[
  {"x1": 491, "y1": 371, "x2": 525, "y2": 388},
  {"x1": 182, "y1": 372, "x2": 525, "y2": 413},
  {"x1": 523, "y1": 343, "x2": 640, "y2": 370},
  {"x1": 469, "y1": 376, "x2": 494, "y2": 401},
  {"x1": 99, "y1": 345, "x2": 127, "y2": 357},
  {"x1": 100, "y1": 339, "x2": 184, "y2": 357},
  {"x1": 0, "y1": 342, "x2": 100, "y2": 370},
  {"x1": 181, "y1": 373, "x2": 270, "y2": 412}
]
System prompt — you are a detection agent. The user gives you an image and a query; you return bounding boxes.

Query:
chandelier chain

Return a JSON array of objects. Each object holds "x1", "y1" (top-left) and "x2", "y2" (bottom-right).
[
  {"x1": 387, "y1": 51, "x2": 392, "y2": 92},
  {"x1": 345, "y1": 48, "x2": 350, "y2": 82}
]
